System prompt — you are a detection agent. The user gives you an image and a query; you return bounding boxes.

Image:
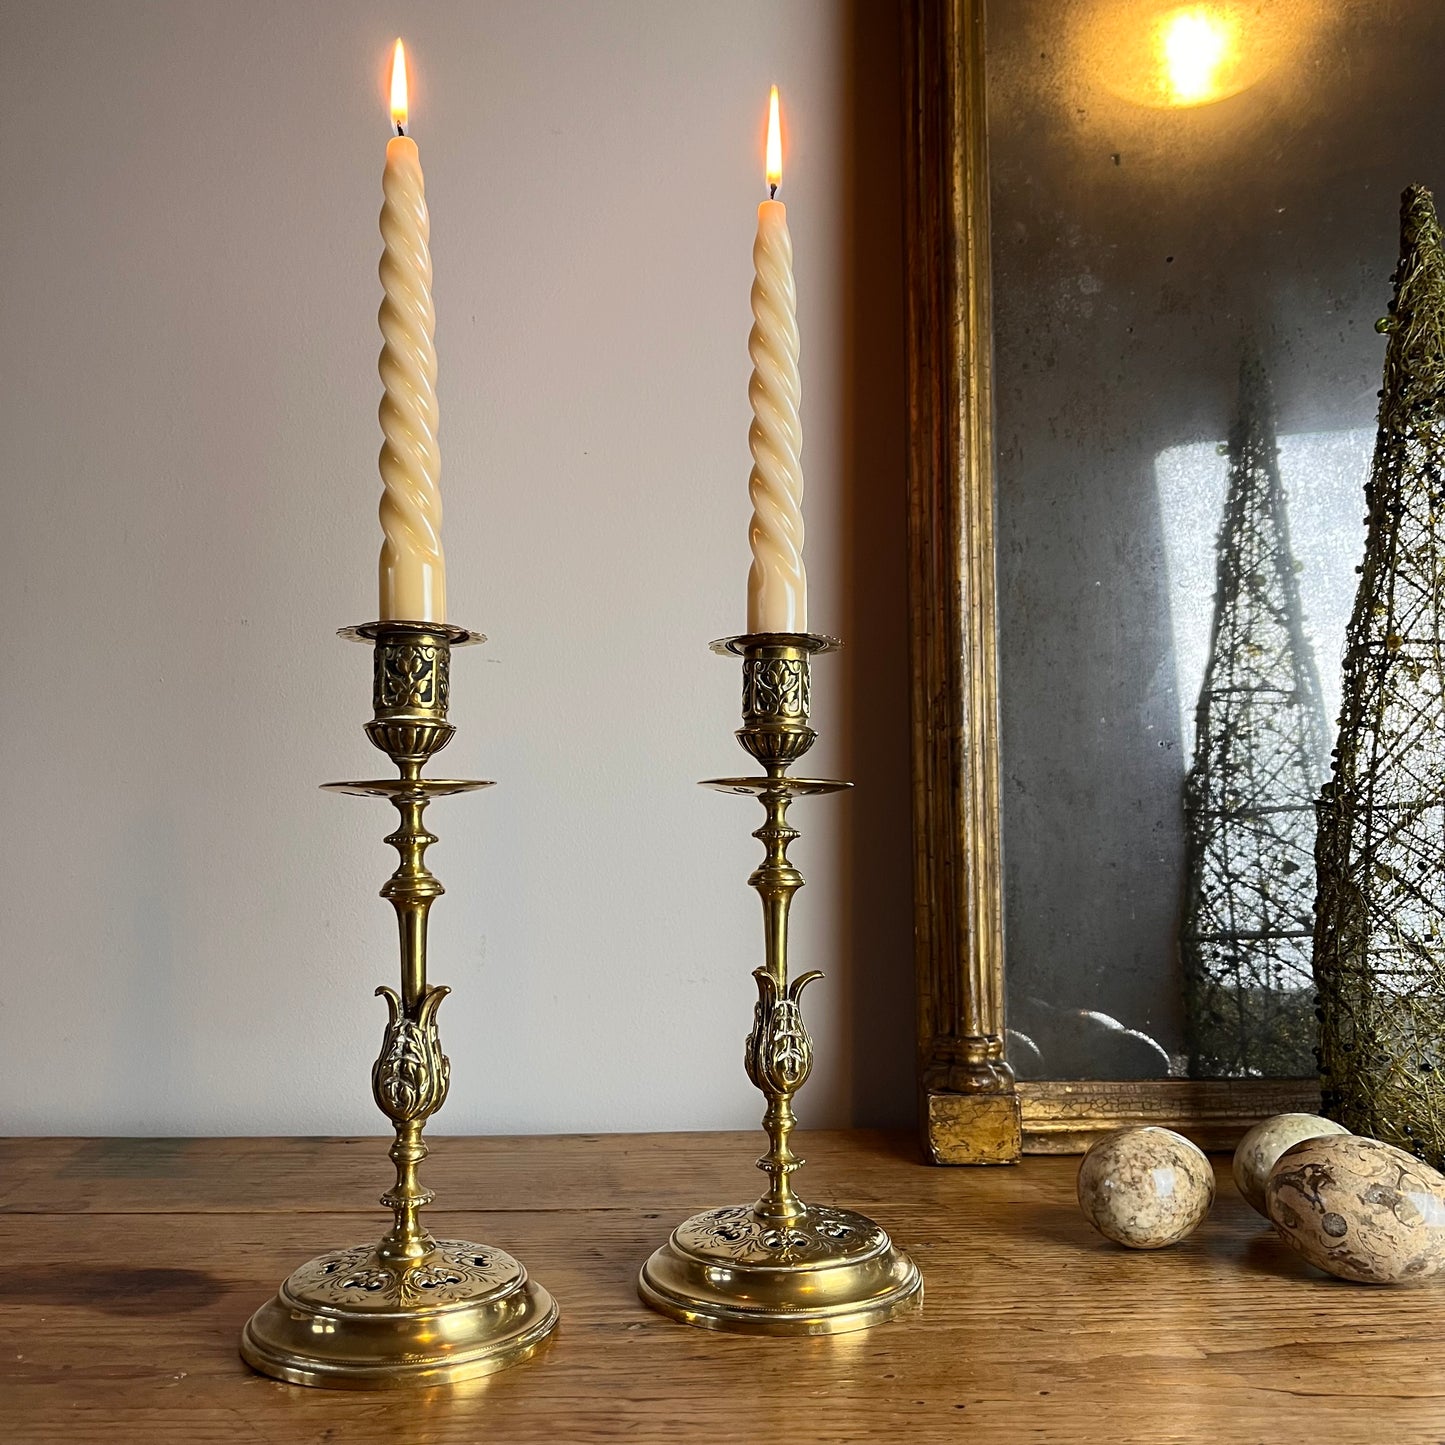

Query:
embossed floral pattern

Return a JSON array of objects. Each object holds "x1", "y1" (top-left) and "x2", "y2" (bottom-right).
[
  {"x1": 296, "y1": 1241, "x2": 521, "y2": 1307},
  {"x1": 745, "y1": 968, "x2": 822, "y2": 1096},
  {"x1": 743, "y1": 657, "x2": 809, "y2": 722},
  {"x1": 677, "y1": 1205, "x2": 877, "y2": 1265},
  {"x1": 374, "y1": 641, "x2": 449, "y2": 713},
  {"x1": 371, "y1": 985, "x2": 450, "y2": 1124}
]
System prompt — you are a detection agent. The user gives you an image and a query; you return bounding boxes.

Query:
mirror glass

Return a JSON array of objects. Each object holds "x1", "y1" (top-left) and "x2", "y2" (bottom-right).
[{"x1": 989, "y1": 0, "x2": 1445, "y2": 1078}]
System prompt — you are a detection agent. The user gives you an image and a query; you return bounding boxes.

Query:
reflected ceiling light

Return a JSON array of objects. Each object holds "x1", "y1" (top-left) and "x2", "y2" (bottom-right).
[
  {"x1": 1160, "y1": 6, "x2": 1237, "y2": 106},
  {"x1": 1078, "y1": 0, "x2": 1322, "y2": 112}
]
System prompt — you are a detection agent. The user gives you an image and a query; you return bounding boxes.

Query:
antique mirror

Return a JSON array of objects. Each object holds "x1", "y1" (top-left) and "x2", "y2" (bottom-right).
[{"x1": 904, "y1": 0, "x2": 1445, "y2": 1160}]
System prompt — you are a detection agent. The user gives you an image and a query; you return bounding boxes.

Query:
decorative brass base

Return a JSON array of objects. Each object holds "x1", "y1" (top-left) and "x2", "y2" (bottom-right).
[
  {"x1": 639, "y1": 1203, "x2": 922, "y2": 1336},
  {"x1": 241, "y1": 1238, "x2": 559, "y2": 1389}
]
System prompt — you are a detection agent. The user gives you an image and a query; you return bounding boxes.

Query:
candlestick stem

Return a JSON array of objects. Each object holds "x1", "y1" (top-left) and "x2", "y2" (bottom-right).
[
  {"x1": 373, "y1": 782, "x2": 445, "y2": 1264},
  {"x1": 747, "y1": 780, "x2": 818, "y2": 1222}
]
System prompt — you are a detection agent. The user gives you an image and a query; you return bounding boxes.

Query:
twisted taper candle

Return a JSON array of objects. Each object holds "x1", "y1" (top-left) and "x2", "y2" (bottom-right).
[
  {"x1": 746, "y1": 197, "x2": 807, "y2": 634},
  {"x1": 378, "y1": 134, "x2": 446, "y2": 623}
]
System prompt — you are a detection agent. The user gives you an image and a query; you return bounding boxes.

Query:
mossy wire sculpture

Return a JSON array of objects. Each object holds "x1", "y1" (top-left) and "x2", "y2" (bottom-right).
[
  {"x1": 1315, "y1": 185, "x2": 1445, "y2": 1166},
  {"x1": 1180, "y1": 351, "x2": 1330, "y2": 1077}
]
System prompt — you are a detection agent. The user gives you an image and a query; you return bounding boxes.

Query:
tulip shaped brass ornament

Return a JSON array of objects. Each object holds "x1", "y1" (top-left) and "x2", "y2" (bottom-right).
[
  {"x1": 241, "y1": 620, "x2": 559, "y2": 1388},
  {"x1": 638, "y1": 632, "x2": 923, "y2": 1334}
]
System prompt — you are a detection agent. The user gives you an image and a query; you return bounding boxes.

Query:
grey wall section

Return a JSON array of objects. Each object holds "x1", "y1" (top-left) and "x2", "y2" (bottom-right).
[
  {"x1": 0, "y1": 1, "x2": 912, "y2": 1134},
  {"x1": 988, "y1": 0, "x2": 1445, "y2": 1076}
]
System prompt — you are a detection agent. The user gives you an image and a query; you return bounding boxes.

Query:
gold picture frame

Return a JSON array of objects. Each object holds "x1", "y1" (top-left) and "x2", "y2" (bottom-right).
[{"x1": 901, "y1": 0, "x2": 1320, "y2": 1163}]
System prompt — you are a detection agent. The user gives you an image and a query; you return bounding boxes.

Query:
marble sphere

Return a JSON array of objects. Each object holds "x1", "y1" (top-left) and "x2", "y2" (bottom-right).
[
  {"x1": 1232, "y1": 1113, "x2": 1350, "y2": 1217},
  {"x1": 1266, "y1": 1133, "x2": 1445, "y2": 1284},
  {"x1": 1077, "y1": 1127, "x2": 1215, "y2": 1249}
]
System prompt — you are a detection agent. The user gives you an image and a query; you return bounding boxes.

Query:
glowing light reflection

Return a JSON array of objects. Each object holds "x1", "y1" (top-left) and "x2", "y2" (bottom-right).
[{"x1": 1160, "y1": 6, "x2": 1236, "y2": 106}]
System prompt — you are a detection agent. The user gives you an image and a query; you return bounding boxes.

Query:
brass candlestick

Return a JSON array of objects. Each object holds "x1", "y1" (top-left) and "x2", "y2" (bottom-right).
[
  {"x1": 241, "y1": 620, "x2": 559, "y2": 1388},
  {"x1": 638, "y1": 632, "x2": 923, "y2": 1334}
]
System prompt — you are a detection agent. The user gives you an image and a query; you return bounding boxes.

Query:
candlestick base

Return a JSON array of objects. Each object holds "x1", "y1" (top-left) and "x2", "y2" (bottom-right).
[
  {"x1": 639, "y1": 1203, "x2": 921, "y2": 1336},
  {"x1": 241, "y1": 1239, "x2": 559, "y2": 1388}
]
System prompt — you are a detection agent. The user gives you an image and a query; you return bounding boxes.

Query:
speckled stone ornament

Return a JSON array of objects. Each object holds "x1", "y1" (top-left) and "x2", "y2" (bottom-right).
[
  {"x1": 1232, "y1": 1113, "x2": 1350, "y2": 1217},
  {"x1": 1077, "y1": 1127, "x2": 1215, "y2": 1249},
  {"x1": 1266, "y1": 1133, "x2": 1445, "y2": 1283}
]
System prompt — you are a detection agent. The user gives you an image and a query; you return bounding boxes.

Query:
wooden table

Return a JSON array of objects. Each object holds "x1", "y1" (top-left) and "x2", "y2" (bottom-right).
[{"x1": 1, "y1": 1130, "x2": 1438, "y2": 1442}]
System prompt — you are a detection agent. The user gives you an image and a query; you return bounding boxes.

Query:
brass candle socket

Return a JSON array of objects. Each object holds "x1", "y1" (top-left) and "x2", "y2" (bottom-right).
[
  {"x1": 240, "y1": 620, "x2": 559, "y2": 1388},
  {"x1": 638, "y1": 632, "x2": 923, "y2": 1335}
]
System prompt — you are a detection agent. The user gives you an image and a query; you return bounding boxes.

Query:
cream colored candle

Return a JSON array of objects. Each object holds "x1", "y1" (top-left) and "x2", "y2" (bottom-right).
[
  {"x1": 746, "y1": 85, "x2": 806, "y2": 635},
  {"x1": 377, "y1": 39, "x2": 446, "y2": 623}
]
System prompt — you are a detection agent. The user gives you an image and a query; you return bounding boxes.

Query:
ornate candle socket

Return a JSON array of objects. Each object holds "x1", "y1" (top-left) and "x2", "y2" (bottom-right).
[
  {"x1": 638, "y1": 633, "x2": 923, "y2": 1335},
  {"x1": 240, "y1": 621, "x2": 558, "y2": 1388}
]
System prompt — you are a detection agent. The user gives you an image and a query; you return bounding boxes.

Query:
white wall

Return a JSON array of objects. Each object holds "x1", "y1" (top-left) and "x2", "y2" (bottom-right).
[{"x1": 0, "y1": 0, "x2": 912, "y2": 1136}]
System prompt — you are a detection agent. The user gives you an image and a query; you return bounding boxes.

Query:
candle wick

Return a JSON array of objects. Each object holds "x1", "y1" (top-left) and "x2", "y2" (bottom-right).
[
  {"x1": 769, "y1": 183, "x2": 777, "y2": 200},
  {"x1": 395, "y1": 122, "x2": 406, "y2": 137}
]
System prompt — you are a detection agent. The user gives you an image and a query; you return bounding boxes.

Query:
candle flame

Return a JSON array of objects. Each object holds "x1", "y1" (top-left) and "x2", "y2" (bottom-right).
[
  {"x1": 765, "y1": 85, "x2": 782, "y2": 190},
  {"x1": 390, "y1": 38, "x2": 408, "y2": 130}
]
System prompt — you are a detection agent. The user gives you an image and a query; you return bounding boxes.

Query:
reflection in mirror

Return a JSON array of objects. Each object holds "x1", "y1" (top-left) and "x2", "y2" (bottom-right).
[
  {"x1": 1177, "y1": 353, "x2": 1330, "y2": 1078},
  {"x1": 989, "y1": 0, "x2": 1445, "y2": 1079}
]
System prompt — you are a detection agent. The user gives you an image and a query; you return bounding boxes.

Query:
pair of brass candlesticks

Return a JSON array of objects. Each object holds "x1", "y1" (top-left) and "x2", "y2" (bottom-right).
[{"x1": 240, "y1": 623, "x2": 920, "y2": 1389}]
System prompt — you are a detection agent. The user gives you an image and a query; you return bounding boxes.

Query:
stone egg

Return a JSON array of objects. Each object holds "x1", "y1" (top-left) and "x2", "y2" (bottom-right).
[
  {"x1": 1266, "y1": 1133, "x2": 1445, "y2": 1284},
  {"x1": 1077, "y1": 1126, "x2": 1215, "y2": 1249},
  {"x1": 1232, "y1": 1112, "x2": 1350, "y2": 1217}
]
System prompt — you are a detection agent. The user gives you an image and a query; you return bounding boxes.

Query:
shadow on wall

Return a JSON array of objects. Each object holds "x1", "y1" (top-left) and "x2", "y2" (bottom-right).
[{"x1": 838, "y1": 0, "x2": 914, "y2": 1129}]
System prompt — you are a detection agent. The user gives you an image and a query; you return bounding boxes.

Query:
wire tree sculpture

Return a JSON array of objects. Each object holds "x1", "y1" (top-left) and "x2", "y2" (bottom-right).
[
  {"x1": 1315, "y1": 185, "x2": 1445, "y2": 1165},
  {"x1": 1180, "y1": 350, "x2": 1330, "y2": 1078}
]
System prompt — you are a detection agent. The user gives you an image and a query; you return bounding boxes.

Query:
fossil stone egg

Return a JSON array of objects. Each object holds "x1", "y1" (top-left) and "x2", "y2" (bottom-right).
[
  {"x1": 1266, "y1": 1134, "x2": 1445, "y2": 1284},
  {"x1": 1232, "y1": 1112, "x2": 1350, "y2": 1217},
  {"x1": 1077, "y1": 1126, "x2": 1215, "y2": 1248}
]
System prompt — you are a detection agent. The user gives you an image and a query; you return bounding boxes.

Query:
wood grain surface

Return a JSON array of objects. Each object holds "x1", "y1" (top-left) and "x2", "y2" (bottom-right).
[{"x1": 1, "y1": 1131, "x2": 1440, "y2": 1443}]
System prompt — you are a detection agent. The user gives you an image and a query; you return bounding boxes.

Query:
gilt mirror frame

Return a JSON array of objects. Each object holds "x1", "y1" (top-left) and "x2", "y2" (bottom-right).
[{"x1": 902, "y1": 0, "x2": 1321, "y2": 1163}]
